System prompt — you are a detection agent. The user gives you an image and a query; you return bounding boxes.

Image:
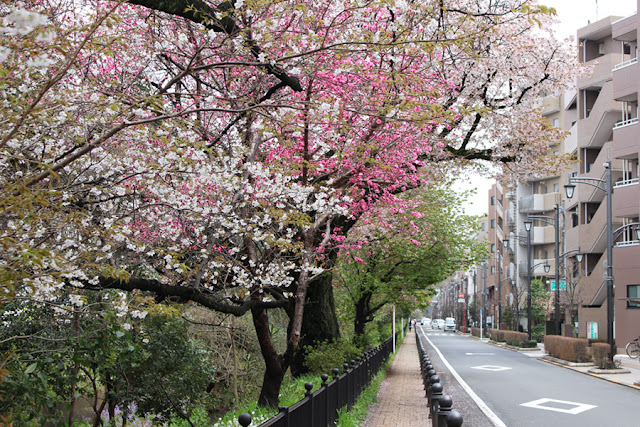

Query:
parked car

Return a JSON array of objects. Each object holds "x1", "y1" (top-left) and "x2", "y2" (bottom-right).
[
  {"x1": 434, "y1": 319, "x2": 445, "y2": 329},
  {"x1": 420, "y1": 317, "x2": 431, "y2": 327},
  {"x1": 444, "y1": 317, "x2": 456, "y2": 332}
]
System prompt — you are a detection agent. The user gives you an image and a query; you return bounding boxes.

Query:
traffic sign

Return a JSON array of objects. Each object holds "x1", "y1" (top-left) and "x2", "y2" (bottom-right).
[{"x1": 550, "y1": 280, "x2": 566, "y2": 291}]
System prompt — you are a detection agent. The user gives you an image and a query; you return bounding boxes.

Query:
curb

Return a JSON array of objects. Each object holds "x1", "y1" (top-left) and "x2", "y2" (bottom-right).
[{"x1": 540, "y1": 357, "x2": 640, "y2": 391}]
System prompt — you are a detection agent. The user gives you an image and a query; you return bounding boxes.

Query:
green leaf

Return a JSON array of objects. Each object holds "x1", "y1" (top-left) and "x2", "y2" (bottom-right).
[{"x1": 24, "y1": 362, "x2": 37, "y2": 374}]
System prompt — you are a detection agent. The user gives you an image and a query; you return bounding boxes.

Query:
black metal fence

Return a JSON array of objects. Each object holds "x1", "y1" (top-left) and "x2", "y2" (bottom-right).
[
  {"x1": 416, "y1": 329, "x2": 464, "y2": 427},
  {"x1": 238, "y1": 329, "x2": 402, "y2": 427}
]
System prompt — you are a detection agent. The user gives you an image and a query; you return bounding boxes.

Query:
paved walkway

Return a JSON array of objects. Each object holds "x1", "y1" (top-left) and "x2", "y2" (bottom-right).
[{"x1": 361, "y1": 330, "x2": 429, "y2": 427}]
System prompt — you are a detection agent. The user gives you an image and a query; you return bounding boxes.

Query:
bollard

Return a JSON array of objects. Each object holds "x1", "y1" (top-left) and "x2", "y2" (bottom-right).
[
  {"x1": 429, "y1": 382, "x2": 443, "y2": 420},
  {"x1": 436, "y1": 395, "x2": 453, "y2": 427},
  {"x1": 446, "y1": 409, "x2": 464, "y2": 427},
  {"x1": 238, "y1": 413, "x2": 252, "y2": 427},
  {"x1": 427, "y1": 373, "x2": 440, "y2": 399}
]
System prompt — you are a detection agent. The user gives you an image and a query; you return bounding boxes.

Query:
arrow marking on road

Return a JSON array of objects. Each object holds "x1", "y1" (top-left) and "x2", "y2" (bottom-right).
[
  {"x1": 520, "y1": 398, "x2": 597, "y2": 414},
  {"x1": 471, "y1": 365, "x2": 512, "y2": 371}
]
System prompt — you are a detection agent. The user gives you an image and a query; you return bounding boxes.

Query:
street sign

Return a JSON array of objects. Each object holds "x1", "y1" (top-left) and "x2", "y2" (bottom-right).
[
  {"x1": 458, "y1": 292, "x2": 465, "y2": 303},
  {"x1": 587, "y1": 321, "x2": 598, "y2": 339},
  {"x1": 550, "y1": 280, "x2": 566, "y2": 291}
]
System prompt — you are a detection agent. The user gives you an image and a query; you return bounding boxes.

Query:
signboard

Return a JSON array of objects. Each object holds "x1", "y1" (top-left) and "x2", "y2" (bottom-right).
[
  {"x1": 458, "y1": 292, "x2": 465, "y2": 303},
  {"x1": 587, "y1": 321, "x2": 598, "y2": 339},
  {"x1": 550, "y1": 280, "x2": 566, "y2": 291}
]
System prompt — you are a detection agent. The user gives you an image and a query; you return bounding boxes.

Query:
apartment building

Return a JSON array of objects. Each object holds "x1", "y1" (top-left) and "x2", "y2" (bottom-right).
[
  {"x1": 565, "y1": 5, "x2": 640, "y2": 350},
  {"x1": 485, "y1": 182, "x2": 511, "y2": 329}
]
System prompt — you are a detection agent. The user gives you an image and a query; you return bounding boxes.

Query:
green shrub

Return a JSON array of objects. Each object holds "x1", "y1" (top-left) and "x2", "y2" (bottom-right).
[{"x1": 304, "y1": 340, "x2": 362, "y2": 374}]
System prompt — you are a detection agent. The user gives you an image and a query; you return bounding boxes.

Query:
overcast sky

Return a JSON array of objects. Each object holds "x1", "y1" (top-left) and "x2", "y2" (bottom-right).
[{"x1": 455, "y1": 0, "x2": 638, "y2": 217}]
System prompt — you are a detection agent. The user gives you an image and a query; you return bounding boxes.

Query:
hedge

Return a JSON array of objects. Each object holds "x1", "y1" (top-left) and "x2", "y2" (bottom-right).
[{"x1": 544, "y1": 335, "x2": 589, "y2": 362}]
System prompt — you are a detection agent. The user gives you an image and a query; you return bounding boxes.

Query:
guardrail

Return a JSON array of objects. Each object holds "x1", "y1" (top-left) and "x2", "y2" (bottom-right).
[
  {"x1": 238, "y1": 329, "x2": 403, "y2": 426},
  {"x1": 416, "y1": 330, "x2": 464, "y2": 427}
]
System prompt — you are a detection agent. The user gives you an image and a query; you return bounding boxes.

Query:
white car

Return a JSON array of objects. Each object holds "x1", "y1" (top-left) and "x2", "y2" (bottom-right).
[
  {"x1": 434, "y1": 319, "x2": 445, "y2": 329},
  {"x1": 444, "y1": 317, "x2": 456, "y2": 332},
  {"x1": 420, "y1": 317, "x2": 431, "y2": 327}
]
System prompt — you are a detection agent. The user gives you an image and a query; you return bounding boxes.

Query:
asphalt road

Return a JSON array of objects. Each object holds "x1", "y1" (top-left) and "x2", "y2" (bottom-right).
[{"x1": 417, "y1": 325, "x2": 639, "y2": 427}]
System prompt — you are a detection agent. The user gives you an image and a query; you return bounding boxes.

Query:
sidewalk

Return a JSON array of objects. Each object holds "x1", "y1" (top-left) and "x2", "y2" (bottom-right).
[{"x1": 361, "y1": 331, "x2": 429, "y2": 427}]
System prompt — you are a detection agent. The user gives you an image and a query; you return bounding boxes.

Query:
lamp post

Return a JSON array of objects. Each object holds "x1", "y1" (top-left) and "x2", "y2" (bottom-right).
[
  {"x1": 497, "y1": 248, "x2": 502, "y2": 329},
  {"x1": 483, "y1": 261, "x2": 488, "y2": 338},
  {"x1": 525, "y1": 220, "x2": 533, "y2": 340},
  {"x1": 565, "y1": 161, "x2": 614, "y2": 361},
  {"x1": 527, "y1": 204, "x2": 561, "y2": 335}
]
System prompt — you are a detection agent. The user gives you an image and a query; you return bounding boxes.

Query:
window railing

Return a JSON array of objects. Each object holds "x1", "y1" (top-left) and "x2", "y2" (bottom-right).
[
  {"x1": 613, "y1": 57, "x2": 638, "y2": 71},
  {"x1": 614, "y1": 177, "x2": 640, "y2": 188},
  {"x1": 613, "y1": 117, "x2": 639, "y2": 130}
]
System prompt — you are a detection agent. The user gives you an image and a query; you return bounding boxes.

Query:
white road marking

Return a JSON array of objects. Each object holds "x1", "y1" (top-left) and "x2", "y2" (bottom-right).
[
  {"x1": 471, "y1": 365, "x2": 512, "y2": 372},
  {"x1": 465, "y1": 352, "x2": 495, "y2": 356},
  {"x1": 420, "y1": 329, "x2": 507, "y2": 427},
  {"x1": 520, "y1": 398, "x2": 597, "y2": 415}
]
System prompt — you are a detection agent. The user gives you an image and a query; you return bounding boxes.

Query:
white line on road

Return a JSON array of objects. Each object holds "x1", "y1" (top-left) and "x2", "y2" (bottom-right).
[
  {"x1": 465, "y1": 352, "x2": 495, "y2": 355},
  {"x1": 520, "y1": 398, "x2": 596, "y2": 415},
  {"x1": 420, "y1": 329, "x2": 507, "y2": 427}
]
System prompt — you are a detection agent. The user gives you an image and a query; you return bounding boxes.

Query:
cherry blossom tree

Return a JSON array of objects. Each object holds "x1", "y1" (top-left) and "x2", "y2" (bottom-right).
[{"x1": 0, "y1": 0, "x2": 581, "y2": 408}]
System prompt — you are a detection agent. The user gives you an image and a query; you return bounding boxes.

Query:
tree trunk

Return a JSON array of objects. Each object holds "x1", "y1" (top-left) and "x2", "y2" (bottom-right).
[
  {"x1": 354, "y1": 292, "x2": 372, "y2": 338},
  {"x1": 252, "y1": 307, "x2": 287, "y2": 407},
  {"x1": 290, "y1": 272, "x2": 340, "y2": 376}
]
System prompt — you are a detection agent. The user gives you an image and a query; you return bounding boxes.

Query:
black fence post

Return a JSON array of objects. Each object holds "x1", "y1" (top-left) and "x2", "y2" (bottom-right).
[
  {"x1": 278, "y1": 406, "x2": 290, "y2": 427},
  {"x1": 238, "y1": 413, "x2": 251, "y2": 427},
  {"x1": 304, "y1": 382, "x2": 313, "y2": 426}
]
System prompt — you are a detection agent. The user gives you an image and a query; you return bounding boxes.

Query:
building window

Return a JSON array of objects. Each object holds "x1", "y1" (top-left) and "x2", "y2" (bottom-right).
[
  {"x1": 491, "y1": 195, "x2": 496, "y2": 206},
  {"x1": 491, "y1": 244, "x2": 496, "y2": 253},
  {"x1": 491, "y1": 219, "x2": 495, "y2": 229},
  {"x1": 553, "y1": 183, "x2": 559, "y2": 193},
  {"x1": 628, "y1": 285, "x2": 640, "y2": 308},
  {"x1": 553, "y1": 118, "x2": 559, "y2": 127},
  {"x1": 491, "y1": 266, "x2": 496, "y2": 275}
]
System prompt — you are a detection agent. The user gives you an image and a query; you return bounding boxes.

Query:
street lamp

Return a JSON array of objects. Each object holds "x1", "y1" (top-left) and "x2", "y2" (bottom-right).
[
  {"x1": 565, "y1": 161, "x2": 614, "y2": 361},
  {"x1": 504, "y1": 231, "x2": 556, "y2": 339},
  {"x1": 528, "y1": 204, "x2": 561, "y2": 335},
  {"x1": 497, "y1": 248, "x2": 502, "y2": 328},
  {"x1": 524, "y1": 220, "x2": 533, "y2": 340},
  {"x1": 563, "y1": 166, "x2": 640, "y2": 359}
]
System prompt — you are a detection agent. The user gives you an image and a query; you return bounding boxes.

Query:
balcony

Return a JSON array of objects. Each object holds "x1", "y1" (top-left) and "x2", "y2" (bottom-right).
[
  {"x1": 578, "y1": 53, "x2": 623, "y2": 89},
  {"x1": 613, "y1": 58, "x2": 639, "y2": 102},
  {"x1": 613, "y1": 119, "x2": 639, "y2": 159},
  {"x1": 518, "y1": 192, "x2": 560, "y2": 214},
  {"x1": 518, "y1": 258, "x2": 554, "y2": 277},
  {"x1": 531, "y1": 225, "x2": 555, "y2": 245},
  {"x1": 542, "y1": 95, "x2": 561, "y2": 116},
  {"x1": 613, "y1": 179, "x2": 640, "y2": 217}
]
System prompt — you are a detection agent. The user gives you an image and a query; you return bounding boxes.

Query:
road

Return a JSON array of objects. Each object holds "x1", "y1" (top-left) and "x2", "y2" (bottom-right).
[{"x1": 416, "y1": 325, "x2": 638, "y2": 426}]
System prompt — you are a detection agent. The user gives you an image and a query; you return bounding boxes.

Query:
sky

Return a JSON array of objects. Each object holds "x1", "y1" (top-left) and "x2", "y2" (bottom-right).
[{"x1": 455, "y1": 0, "x2": 638, "y2": 217}]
